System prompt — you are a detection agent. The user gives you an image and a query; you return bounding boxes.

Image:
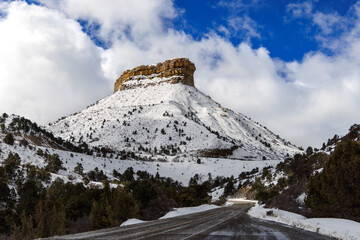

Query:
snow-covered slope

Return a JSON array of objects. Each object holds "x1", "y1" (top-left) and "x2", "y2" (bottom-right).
[
  {"x1": 0, "y1": 114, "x2": 282, "y2": 186},
  {"x1": 48, "y1": 82, "x2": 299, "y2": 160}
]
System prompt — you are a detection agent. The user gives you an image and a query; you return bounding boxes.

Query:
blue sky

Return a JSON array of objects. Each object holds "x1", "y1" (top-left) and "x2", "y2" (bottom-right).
[
  {"x1": 22, "y1": 0, "x2": 357, "y2": 61},
  {"x1": 1, "y1": 0, "x2": 360, "y2": 147},
  {"x1": 63, "y1": 0, "x2": 360, "y2": 61},
  {"x1": 173, "y1": 0, "x2": 358, "y2": 61}
]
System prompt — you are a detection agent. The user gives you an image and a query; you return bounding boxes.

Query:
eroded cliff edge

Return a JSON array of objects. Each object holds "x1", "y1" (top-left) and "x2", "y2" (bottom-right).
[{"x1": 114, "y1": 58, "x2": 196, "y2": 92}]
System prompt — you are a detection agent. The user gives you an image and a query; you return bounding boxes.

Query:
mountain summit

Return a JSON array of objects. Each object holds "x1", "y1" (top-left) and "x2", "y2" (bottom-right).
[
  {"x1": 114, "y1": 58, "x2": 196, "y2": 92},
  {"x1": 48, "y1": 58, "x2": 299, "y2": 160}
]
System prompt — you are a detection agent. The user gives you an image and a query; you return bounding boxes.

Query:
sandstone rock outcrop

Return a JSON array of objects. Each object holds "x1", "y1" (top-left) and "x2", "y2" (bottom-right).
[{"x1": 114, "y1": 58, "x2": 196, "y2": 92}]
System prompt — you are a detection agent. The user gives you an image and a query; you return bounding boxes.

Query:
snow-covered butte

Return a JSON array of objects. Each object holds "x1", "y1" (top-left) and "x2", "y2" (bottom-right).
[{"x1": 48, "y1": 58, "x2": 299, "y2": 161}]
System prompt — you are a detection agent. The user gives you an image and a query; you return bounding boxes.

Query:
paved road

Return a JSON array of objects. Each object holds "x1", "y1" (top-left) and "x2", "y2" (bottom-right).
[{"x1": 46, "y1": 204, "x2": 332, "y2": 240}]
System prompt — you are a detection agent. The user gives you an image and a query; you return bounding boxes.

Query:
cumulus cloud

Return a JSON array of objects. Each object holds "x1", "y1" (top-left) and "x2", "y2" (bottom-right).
[
  {"x1": 37, "y1": 0, "x2": 177, "y2": 41},
  {"x1": 1, "y1": 0, "x2": 360, "y2": 147},
  {"x1": 0, "y1": 2, "x2": 109, "y2": 124},
  {"x1": 282, "y1": 2, "x2": 360, "y2": 145}
]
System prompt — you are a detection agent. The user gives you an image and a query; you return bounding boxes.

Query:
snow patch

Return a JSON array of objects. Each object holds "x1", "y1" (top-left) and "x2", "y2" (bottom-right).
[
  {"x1": 227, "y1": 198, "x2": 258, "y2": 204},
  {"x1": 120, "y1": 218, "x2": 145, "y2": 226},
  {"x1": 296, "y1": 193, "x2": 306, "y2": 205},
  {"x1": 119, "y1": 204, "x2": 220, "y2": 226},
  {"x1": 210, "y1": 186, "x2": 224, "y2": 202},
  {"x1": 160, "y1": 204, "x2": 220, "y2": 219}
]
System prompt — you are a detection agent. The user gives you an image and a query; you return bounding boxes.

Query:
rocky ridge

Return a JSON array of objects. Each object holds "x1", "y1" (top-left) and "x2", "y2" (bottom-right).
[{"x1": 114, "y1": 58, "x2": 196, "y2": 92}]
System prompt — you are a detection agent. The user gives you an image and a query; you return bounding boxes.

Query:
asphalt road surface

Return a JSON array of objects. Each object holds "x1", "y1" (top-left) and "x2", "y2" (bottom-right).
[{"x1": 45, "y1": 204, "x2": 332, "y2": 240}]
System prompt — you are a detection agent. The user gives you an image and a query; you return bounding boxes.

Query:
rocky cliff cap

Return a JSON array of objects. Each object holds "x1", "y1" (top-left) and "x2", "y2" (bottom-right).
[{"x1": 114, "y1": 58, "x2": 196, "y2": 92}]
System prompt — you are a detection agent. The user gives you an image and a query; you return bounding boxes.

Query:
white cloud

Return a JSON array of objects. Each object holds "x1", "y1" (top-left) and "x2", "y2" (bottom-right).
[
  {"x1": 215, "y1": 0, "x2": 261, "y2": 43},
  {"x1": 217, "y1": 0, "x2": 263, "y2": 13},
  {"x1": 227, "y1": 16, "x2": 261, "y2": 42},
  {"x1": 286, "y1": 1, "x2": 313, "y2": 18},
  {"x1": 286, "y1": 1, "x2": 353, "y2": 46},
  {"x1": 1, "y1": 0, "x2": 360, "y2": 148},
  {"x1": 0, "y1": 2, "x2": 109, "y2": 124},
  {"x1": 217, "y1": 0, "x2": 245, "y2": 12},
  {"x1": 37, "y1": 0, "x2": 177, "y2": 41},
  {"x1": 313, "y1": 12, "x2": 343, "y2": 35}
]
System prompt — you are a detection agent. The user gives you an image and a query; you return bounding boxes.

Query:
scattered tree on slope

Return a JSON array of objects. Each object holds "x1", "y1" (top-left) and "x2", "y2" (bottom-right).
[{"x1": 306, "y1": 140, "x2": 360, "y2": 222}]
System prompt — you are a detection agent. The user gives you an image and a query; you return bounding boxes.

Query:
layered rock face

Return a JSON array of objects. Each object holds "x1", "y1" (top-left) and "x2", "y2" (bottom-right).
[{"x1": 114, "y1": 58, "x2": 196, "y2": 92}]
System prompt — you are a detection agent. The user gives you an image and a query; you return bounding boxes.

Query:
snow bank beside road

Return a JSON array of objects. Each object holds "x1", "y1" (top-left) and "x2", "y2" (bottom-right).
[
  {"x1": 120, "y1": 218, "x2": 145, "y2": 226},
  {"x1": 248, "y1": 204, "x2": 360, "y2": 240},
  {"x1": 160, "y1": 204, "x2": 220, "y2": 219},
  {"x1": 120, "y1": 204, "x2": 219, "y2": 226},
  {"x1": 227, "y1": 198, "x2": 257, "y2": 204}
]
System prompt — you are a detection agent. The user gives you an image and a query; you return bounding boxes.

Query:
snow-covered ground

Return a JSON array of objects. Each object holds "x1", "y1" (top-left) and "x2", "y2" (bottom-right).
[
  {"x1": 0, "y1": 135, "x2": 281, "y2": 185},
  {"x1": 0, "y1": 114, "x2": 282, "y2": 187},
  {"x1": 248, "y1": 204, "x2": 360, "y2": 240},
  {"x1": 210, "y1": 186, "x2": 225, "y2": 202},
  {"x1": 120, "y1": 204, "x2": 219, "y2": 226}
]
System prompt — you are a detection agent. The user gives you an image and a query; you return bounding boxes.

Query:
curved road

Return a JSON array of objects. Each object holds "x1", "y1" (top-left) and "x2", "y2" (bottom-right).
[{"x1": 46, "y1": 204, "x2": 331, "y2": 240}]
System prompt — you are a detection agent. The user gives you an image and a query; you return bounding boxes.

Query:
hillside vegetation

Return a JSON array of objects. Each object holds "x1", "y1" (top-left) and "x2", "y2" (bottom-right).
[
  {"x1": 246, "y1": 124, "x2": 360, "y2": 222},
  {"x1": 1, "y1": 113, "x2": 241, "y2": 239}
]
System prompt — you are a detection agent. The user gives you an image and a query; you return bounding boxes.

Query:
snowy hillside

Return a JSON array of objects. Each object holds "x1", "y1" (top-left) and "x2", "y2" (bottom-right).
[
  {"x1": 0, "y1": 114, "x2": 280, "y2": 186},
  {"x1": 48, "y1": 82, "x2": 299, "y2": 160}
]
